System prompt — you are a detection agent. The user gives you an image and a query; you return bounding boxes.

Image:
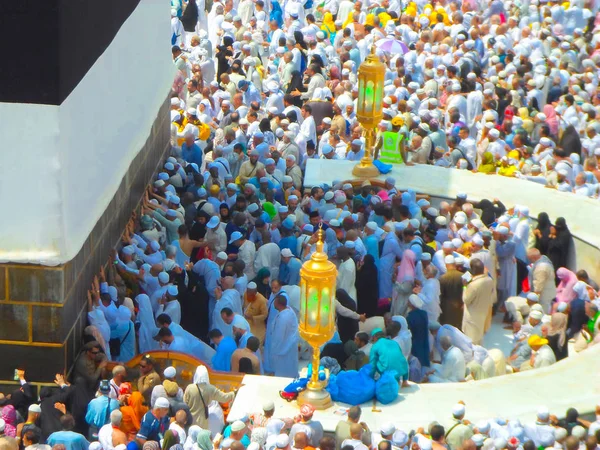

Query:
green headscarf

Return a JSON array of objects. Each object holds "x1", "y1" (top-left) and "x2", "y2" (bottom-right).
[
  {"x1": 196, "y1": 429, "x2": 213, "y2": 450},
  {"x1": 162, "y1": 430, "x2": 179, "y2": 450},
  {"x1": 262, "y1": 202, "x2": 277, "y2": 220},
  {"x1": 478, "y1": 152, "x2": 496, "y2": 174}
]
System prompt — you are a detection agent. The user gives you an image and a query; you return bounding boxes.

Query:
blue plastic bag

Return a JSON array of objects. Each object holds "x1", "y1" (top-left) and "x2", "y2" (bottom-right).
[
  {"x1": 373, "y1": 159, "x2": 393, "y2": 174},
  {"x1": 326, "y1": 373, "x2": 339, "y2": 399},
  {"x1": 375, "y1": 370, "x2": 399, "y2": 405},
  {"x1": 331, "y1": 364, "x2": 376, "y2": 405}
]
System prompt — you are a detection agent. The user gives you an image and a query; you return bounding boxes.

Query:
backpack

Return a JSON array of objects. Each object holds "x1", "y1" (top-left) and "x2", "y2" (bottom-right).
[{"x1": 414, "y1": 239, "x2": 435, "y2": 258}]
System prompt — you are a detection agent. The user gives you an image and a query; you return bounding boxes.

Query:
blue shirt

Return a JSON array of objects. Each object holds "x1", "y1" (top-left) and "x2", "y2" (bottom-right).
[
  {"x1": 85, "y1": 395, "x2": 119, "y2": 428},
  {"x1": 279, "y1": 257, "x2": 302, "y2": 285},
  {"x1": 181, "y1": 142, "x2": 203, "y2": 167},
  {"x1": 137, "y1": 411, "x2": 170, "y2": 441},
  {"x1": 223, "y1": 425, "x2": 251, "y2": 446},
  {"x1": 47, "y1": 431, "x2": 90, "y2": 450}
]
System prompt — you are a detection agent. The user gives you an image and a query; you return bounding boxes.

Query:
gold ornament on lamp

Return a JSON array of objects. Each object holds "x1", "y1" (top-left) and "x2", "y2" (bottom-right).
[
  {"x1": 297, "y1": 226, "x2": 337, "y2": 410},
  {"x1": 352, "y1": 46, "x2": 386, "y2": 178}
]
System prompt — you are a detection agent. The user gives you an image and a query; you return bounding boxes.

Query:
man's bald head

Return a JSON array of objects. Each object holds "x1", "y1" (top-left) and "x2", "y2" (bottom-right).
[
  {"x1": 221, "y1": 276, "x2": 235, "y2": 290},
  {"x1": 350, "y1": 423, "x2": 363, "y2": 440},
  {"x1": 294, "y1": 432, "x2": 309, "y2": 449}
]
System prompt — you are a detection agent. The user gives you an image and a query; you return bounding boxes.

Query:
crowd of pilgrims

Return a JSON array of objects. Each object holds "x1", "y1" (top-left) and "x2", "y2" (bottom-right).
[{"x1": 7, "y1": 0, "x2": 600, "y2": 449}]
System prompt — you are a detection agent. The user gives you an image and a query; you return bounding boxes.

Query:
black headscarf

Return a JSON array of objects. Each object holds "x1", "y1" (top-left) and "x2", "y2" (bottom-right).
[
  {"x1": 548, "y1": 217, "x2": 572, "y2": 271},
  {"x1": 473, "y1": 199, "x2": 506, "y2": 226},
  {"x1": 180, "y1": 0, "x2": 199, "y2": 31},
  {"x1": 287, "y1": 71, "x2": 304, "y2": 93},
  {"x1": 534, "y1": 212, "x2": 552, "y2": 255},
  {"x1": 559, "y1": 125, "x2": 582, "y2": 156},
  {"x1": 190, "y1": 210, "x2": 211, "y2": 240},
  {"x1": 294, "y1": 31, "x2": 308, "y2": 50},
  {"x1": 355, "y1": 255, "x2": 379, "y2": 318},
  {"x1": 219, "y1": 202, "x2": 232, "y2": 224},
  {"x1": 335, "y1": 289, "x2": 359, "y2": 344},
  {"x1": 252, "y1": 268, "x2": 271, "y2": 298}
]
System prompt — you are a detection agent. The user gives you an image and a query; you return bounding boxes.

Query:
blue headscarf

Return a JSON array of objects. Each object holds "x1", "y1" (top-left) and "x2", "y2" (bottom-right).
[{"x1": 270, "y1": 0, "x2": 283, "y2": 28}]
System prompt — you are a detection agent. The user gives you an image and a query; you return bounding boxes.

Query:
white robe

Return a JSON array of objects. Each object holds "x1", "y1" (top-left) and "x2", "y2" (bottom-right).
[
  {"x1": 211, "y1": 289, "x2": 243, "y2": 338},
  {"x1": 337, "y1": 258, "x2": 357, "y2": 301},
  {"x1": 136, "y1": 294, "x2": 159, "y2": 354},
  {"x1": 266, "y1": 307, "x2": 299, "y2": 377},
  {"x1": 254, "y1": 243, "x2": 281, "y2": 280},
  {"x1": 429, "y1": 346, "x2": 466, "y2": 383},
  {"x1": 421, "y1": 278, "x2": 442, "y2": 323},
  {"x1": 170, "y1": 323, "x2": 216, "y2": 363}
]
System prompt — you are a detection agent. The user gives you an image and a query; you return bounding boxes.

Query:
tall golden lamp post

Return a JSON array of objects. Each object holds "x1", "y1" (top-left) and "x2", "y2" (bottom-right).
[
  {"x1": 297, "y1": 226, "x2": 337, "y2": 410},
  {"x1": 352, "y1": 47, "x2": 386, "y2": 178}
]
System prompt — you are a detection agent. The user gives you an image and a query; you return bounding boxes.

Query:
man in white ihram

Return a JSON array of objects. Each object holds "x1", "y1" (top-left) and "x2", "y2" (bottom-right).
[{"x1": 425, "y1": 335, "x2": 466, "y2": 383}]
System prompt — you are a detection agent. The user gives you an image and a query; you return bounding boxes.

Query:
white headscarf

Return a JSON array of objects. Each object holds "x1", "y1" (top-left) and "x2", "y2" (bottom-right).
[
  {"x1": 266, "y1": 419, "x2": 285, "y2": 437},
  {"x1": 184, "y1": 425, "x2": 203, "y2": 450},
  {"x1": 392, "y1": 315, "x2": 412, "y2": 358},
  {"x1": 193, "y1": 365, "x2": 210, "y2": 384}
]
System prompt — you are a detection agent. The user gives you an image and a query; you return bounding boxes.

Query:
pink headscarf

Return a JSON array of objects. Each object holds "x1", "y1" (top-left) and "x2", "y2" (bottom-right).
[
  {"x1": 555, "y1": 268, "x2": 578, "y2": 303},
  {"x1": 543, "y1": 105, "x2": 559, "y2": 136},
  {"x1": 396, "y1": 249, "x2": 416, "y2": 283},
  {"x1": 1, "y1": 405, "x2": 17, "y2": 437}
]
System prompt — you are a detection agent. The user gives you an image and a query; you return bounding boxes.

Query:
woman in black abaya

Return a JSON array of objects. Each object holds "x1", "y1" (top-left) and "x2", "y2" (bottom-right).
[{"x1": 355, "y1": 254, "x2": 379, "y2": 318}]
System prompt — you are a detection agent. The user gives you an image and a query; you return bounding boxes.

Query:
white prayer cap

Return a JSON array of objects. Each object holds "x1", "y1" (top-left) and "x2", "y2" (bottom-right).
[
  {"x1": 155, "y1": 397, "x2": 170, "y2": 408},
  {"x1": 493, "y1": 438, "x2": 507, "y2": 450},
  {"x1": 554, "y1": 428, "x2": 568, "y2": 440},
  {"x1": 276, "y1": 435, "x2": 290, "y2": 448},
  {"x1": 216, "y1": 251, "x2": 228, "y2": 261},
  {"x1": 164, "y1": 366, "x2": 177, "y2": 379},
  {"x1": 380, "y1": 422, "x2": 396, "y2": 435},
  {"x1": 426, "y1": 207, "x2": 438, "y2": 217},
  {"x1": 417, "y1": 199, "x2": 430, "y2": 207},
  {"x1": 496, "y1": 226, "x2": 509, "y2": 235},
  {"x1": 455, "y1": 256, "x2": 465, "y2": 266},
  {"x1": 408, "y1": 294, "x2": 424, "y2": 309},
  {"x1": 409, "y1": 219, "x2": 421, "y2": 229},
  {"x1": 488, "y1": 128, "x2": 500, "y2": 139},
  {"x1": 418, "y1": 435, "x2": 433, "y2": 450},
  {"x1": 28, "y1": 404, "x2": 42, "y2": 413},
  {"x1": 477, "y1": 421, "x2": 490, "y2": 434},
  {"x1": 531, "y1": 304, "x2": 544, "y2": 314},
  {"x1": 168, "y1": 285, "x2": 178, "y2": 296},
  {"x1": 158, "y1": 272, "x2": 169, "y2": 284},
  {"x1": 454, "y1": 215, "x2": 466, "y2": 225},
  {"x1": 436, "y1": 216, "x2": 447, "y2": 226},
  {"x1": 442, "y1": 242, "x2": 453, "y2": 250},
  {"x1": 530, "y1": 310, "x2": 544, "y2": 320},
  {"x1": 471, "y1": 219, "x2": 483, "y2": 229},
  {"x1": 452, "y1": 403, "x2": 466, "y2": 417},
  {"x1": 472, "y1": 435, "x2": 486, "y2": 448},
  {"x1": 571, "y1": 425, "x2": 587, "y2": 441},
  {"x1": 537, "y1": 407, "x2": 550, "y2": 421},
  {"x1": 557, "y1": 302, "x2": 568, "y2": 312},
  {"x1": 281, "y1": 248, "x2": 293, "y2": 258},
  {"x1": 171, "y1": 9, "x2": 178, "y2": 16},
  {"x1": 444, "y1": 255, "x2": 456, "y2": 265},
  {"x1": 231, "y1": 421, "x2": 246, "y2": 432},
  {"x1": 363, "y1": 221, "x2": 377, "y2": 232},
  {"x1": 472, "y1": 236, "x2": 484, "y2": 246}
]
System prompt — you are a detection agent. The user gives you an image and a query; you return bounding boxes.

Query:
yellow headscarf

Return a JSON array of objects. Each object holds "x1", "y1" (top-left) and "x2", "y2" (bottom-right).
[
  {"x1": 378, "y1": 11, "x2": 392, "y2": 26},
  {"x1": 321, "y1": 12, "x2": 336, "y2": 35},
  {"x1": 405, "y1": 2, "x2": 417, "y2": 17},
  {"x1": 342, "y1": 11, "x2": 354, "y2": 29}
]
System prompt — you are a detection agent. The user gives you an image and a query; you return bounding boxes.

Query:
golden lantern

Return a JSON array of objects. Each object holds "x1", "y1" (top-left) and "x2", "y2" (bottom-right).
[
  {"x1": 352, "y1": 47, "x2": 386, "y2": 178},
  {"x1": 297, "y1": 226, "x2": 337, "y2": 410}
]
